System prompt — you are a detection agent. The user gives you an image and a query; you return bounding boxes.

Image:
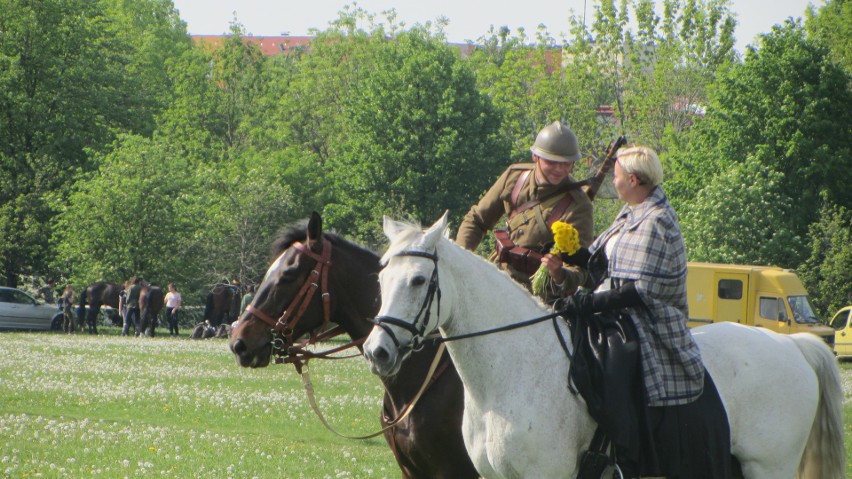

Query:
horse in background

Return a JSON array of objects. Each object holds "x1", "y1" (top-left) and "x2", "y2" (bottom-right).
[
  {"x1": 139, "y1": 285, "x2": 164, "y2": 337},
  {"x1": 77, "y1": 282, "x2": 122, "y2": 334},
  {"x1": 229, "y1": 212, "x2": 476, "y2": 478},
  {"x1": 204, "y1": 283, "x2": 239, "y2": 328}
]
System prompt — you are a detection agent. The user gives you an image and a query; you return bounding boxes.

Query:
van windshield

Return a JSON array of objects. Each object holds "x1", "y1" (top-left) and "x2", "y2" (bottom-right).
[{"x1": 788, "y1": 296, "x2": 820, "y2": 324}]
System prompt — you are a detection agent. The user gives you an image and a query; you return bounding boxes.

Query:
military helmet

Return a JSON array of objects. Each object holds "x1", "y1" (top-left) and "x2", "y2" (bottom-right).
[{"x1": 529, "y1": 121, "x2": 581, "y2": 163}]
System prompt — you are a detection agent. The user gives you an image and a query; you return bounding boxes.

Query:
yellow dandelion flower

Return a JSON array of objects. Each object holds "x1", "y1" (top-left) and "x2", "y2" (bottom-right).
[{"x1": 532, "y1": 221, "x2": 580, "y2": 295}]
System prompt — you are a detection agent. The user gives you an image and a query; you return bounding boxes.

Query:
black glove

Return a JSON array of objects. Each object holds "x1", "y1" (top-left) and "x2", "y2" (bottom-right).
[
  {"x1": 556, "y1": 282, "x2": 642, "y2": 317},
  {"x1": 555, "y1": 290, "x2": 595, "y2": 317},
  {"x1": 560, "y1": 247, "x2": 591, "y2": 268}
]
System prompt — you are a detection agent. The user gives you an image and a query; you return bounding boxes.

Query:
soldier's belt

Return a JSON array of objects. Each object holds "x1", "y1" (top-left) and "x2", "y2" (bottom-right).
[{"x1": 494, "y1": 229, "x2": 543, "y2": 276}]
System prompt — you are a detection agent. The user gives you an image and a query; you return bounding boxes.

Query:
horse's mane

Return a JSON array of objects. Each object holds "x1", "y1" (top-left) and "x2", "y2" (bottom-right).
[{"x1": 270, "y1": 219, "x2": 380, "y2": 262}]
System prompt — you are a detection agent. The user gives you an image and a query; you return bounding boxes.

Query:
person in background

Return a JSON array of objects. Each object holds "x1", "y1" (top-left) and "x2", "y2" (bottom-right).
[
  {"x1": 61, "y1": 285, "x2": 76, "y2": 333},
  {"x1": 164, "y1": 282, "x2": 182, "y2": 337},
  {"x1": 239, "y1": 284, "x2": 255, "y2": 315},
  {"x1": 122, "y1": 276, "x2": 143, "y2": 336},
  {"x1": 455, "y1": 120, "x2": 594, "y2": 304},
  {"x1": 37, "y1": 279, "x2": 57, "y2": 305}
]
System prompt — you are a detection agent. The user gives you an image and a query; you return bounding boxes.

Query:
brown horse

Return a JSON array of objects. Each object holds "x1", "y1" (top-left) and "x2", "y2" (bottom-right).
[
  {"x1": 78, "y1": 282, "x2": 123, "y2": 334},
  {"x1": 229, "y1": 212, "x2": 476, "y2": 478},
  {"x1": 204, "y1": 284, "x2": 239, "y2": 328},
  {"x1": 139, "y1": 285, "x2": 164, "y2": 337}
]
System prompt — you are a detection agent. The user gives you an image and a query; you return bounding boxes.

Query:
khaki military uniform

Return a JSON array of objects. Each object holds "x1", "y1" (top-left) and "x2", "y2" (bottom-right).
[{"x1": 456, "y1": 163, "x2": 594, "y2": 302}]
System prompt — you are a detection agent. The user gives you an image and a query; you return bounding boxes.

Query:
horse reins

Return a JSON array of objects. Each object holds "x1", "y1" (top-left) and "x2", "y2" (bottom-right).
[
  {"x1": 245, "y1": 239, "x2": 449, "y2": 440},
  {"x1": 373, "y1": 248, "x2": 570, "y2": 349}
]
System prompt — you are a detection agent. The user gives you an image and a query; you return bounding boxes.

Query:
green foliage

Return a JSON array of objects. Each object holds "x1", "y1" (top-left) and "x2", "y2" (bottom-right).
[
  {"x1": 189, "y1": 151, "x2": 297, "y2": 288},
  {"x1": 681, "y1": 155, "x2": 805, "y2": 266},
  {"x1": 326, "y1": 28, "x2": 507, "y2": 243},
  {"x1": 675, "y1": 19, "x2": 852, "y2": 267},
  {"x1": 562, "y1": 0, "x2": 736, "y2": 152},
  {"x1": 0, "y1": 0, "x2": 191, "y2": 286},
  {"x1": 805, "y1": 0, "x2": 852, "y2": 75},
  {"x1": 704, "y1": 20, "x2": 851, "y2": 217},
  {"x1": 798, "y1": 202, "x2": 852, "y2": 317},
  {"x1": 52, "y1": 135, "x2": 197, "y2": 287}
]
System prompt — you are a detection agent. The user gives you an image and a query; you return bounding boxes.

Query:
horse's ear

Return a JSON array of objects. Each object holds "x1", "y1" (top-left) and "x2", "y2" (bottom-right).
[
  {"x1": 423, "y1": 211, "x2": 450, "y2": 247},
  {"x1": 307, "y1": 211, "x2": 322, "y2": 248},
  {"x1": 383, "y1": 215, "x2": 408, "y2": 243}
]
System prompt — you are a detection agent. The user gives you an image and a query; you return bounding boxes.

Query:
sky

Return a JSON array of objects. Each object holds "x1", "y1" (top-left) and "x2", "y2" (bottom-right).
[{"x1": 170, "y1": 0, "x2": 821, "y2": 54}]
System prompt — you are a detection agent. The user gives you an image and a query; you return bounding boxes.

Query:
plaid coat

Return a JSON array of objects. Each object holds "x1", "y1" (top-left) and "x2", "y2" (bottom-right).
[{"x1": 588, "y1": 186, "x2": 704, "y2": 406}]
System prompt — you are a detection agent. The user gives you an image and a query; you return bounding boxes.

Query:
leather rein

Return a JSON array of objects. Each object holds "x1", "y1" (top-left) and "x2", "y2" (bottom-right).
[
  {"x1": 245, "y1": 238, "x2": 364, "y2": 373},
  {"x1": 373, "y1": 248, "x2": 567, "y2": 349},
  {"x1": 244, "y1": 238, "x2": 449, "y2": 440}
]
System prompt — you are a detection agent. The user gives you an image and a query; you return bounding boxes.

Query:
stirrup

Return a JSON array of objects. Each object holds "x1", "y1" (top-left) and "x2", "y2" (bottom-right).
[{"x1": 602, "y1": 464, "x2": 624, "y2": 479}]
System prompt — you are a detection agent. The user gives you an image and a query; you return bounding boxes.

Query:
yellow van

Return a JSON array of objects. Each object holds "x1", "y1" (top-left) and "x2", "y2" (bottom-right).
[
  {"x1": 686, "y1": 262, "x2": 834, "y2": 349},
  {"x1": 829, "y1": 306, "x2": 852, "y2": 357}
]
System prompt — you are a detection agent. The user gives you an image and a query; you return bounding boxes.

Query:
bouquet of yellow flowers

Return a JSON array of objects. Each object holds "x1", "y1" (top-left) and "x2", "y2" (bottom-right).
[{"x1": 531, "y1": 221, "x2": 580, "y2": 296}]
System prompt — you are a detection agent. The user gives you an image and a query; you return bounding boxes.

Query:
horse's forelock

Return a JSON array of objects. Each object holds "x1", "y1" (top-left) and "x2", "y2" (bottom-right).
[{"x1": 381, "y1": 223, "x2": 424, "y2": 265}]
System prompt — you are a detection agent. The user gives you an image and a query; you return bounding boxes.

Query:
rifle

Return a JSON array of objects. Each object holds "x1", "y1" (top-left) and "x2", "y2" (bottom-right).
[{"x1": 585, "y1": 136, "x2": 627, "y2": 201}]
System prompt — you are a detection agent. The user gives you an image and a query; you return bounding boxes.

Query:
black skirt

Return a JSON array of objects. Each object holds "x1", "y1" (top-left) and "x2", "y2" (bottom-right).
[{"x1": 638, "y1": 372, "x2": 734, "y2": 479}]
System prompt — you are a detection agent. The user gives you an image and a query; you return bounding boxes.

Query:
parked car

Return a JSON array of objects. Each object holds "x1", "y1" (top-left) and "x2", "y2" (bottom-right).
[
  {"x1": 829, "y1": 306, "x2": 852, "y2": 357},
  {"x1": 0, "y1": 286, "x2": 63, "y2": 331}
]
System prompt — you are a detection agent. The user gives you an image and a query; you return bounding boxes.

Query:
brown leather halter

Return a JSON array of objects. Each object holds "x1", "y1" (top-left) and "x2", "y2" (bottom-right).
[{"x1": 245, "y1": 238, "x2": 364, "y2": 371}]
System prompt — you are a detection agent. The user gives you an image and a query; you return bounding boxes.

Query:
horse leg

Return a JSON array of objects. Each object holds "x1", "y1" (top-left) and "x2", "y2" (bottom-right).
[{"x1": 90, "y1": 304, "x2": 99, "y2": 334}]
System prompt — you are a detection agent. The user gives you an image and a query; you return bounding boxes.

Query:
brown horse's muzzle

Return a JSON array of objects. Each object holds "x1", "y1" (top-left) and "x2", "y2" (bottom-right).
[{"x1": 229, "y1": 320, "x2": 273, "y2": 368}]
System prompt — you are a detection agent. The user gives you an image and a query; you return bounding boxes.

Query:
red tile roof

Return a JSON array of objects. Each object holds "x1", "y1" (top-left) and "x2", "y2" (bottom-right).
[{"x1": 192, "y1": 35, "x2": 313, "y2": 55}]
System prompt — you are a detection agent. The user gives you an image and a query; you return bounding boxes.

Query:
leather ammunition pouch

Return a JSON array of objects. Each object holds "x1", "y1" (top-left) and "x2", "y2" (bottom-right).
[{"x1": 494, "y1": 229, "x2": 543, "y2": 276}]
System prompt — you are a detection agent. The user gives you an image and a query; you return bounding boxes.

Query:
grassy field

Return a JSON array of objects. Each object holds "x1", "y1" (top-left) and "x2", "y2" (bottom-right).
[
  {"x1": 0, "y1": 330, "x2": 395, "y2": 478},
  {"x1": 1, "y1": 330, "x2": 851, "y2": 478}
]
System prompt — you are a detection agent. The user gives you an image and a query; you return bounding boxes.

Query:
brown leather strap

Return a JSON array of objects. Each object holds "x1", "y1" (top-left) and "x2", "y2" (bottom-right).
[
  {"x1": 546, "y1": 193, "x2": 574, "y2": 226},
  {"x1": 510, "y1": 169, "x2": 531, "y2": 210}
]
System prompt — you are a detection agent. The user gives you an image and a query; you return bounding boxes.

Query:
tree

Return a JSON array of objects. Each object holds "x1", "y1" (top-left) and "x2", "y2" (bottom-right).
[
  {"x1": 805, "y1": 0, "x2": 852, "y2": 75},
  {"x1": 798, "y1": 201, "x2": 852, "y2": 318},
  {"x1": 325, "y1": 28, "x2": 507, "y2": 243},
  {"x1": 0, "y1": 0, "x2": 190, "y2": 286},
  {"x1": 675, "y1": 19, "x2": 851, "y2": 265},
  {"x1": 52, "y1": 135, "x2": 197, "y2": 287},
  {"x1": 681, "y1": 155, "x2": 804, "y2": 266},
  {"x1": 189, "y1": 152, "x2": 297, "y2": 288}
]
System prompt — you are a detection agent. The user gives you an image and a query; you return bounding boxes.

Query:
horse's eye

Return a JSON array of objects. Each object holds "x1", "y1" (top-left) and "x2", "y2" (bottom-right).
[
  {"x1": 411, "y1": 276, "x2": 426, "y2": 287},
  {"x1": 279, "y1": 269, "x2": 298, "y2": 284}
]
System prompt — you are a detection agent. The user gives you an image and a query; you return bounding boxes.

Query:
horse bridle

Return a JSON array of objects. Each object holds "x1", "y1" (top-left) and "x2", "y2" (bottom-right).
[
  {"x1": 245, "y1": 238, "x2": 364, "y2": 367},
  {"x1": 372, "y1": 249, "x2": 441, "y2": 353}
]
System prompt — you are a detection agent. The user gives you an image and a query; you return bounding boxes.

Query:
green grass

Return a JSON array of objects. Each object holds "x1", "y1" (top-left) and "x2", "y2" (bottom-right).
[
  {"x1": 0, "y1": 332, "x2": 394, "y2": 478},
  {"x1": 2, "y1": 331, "x2": 851, "y2": 478}
]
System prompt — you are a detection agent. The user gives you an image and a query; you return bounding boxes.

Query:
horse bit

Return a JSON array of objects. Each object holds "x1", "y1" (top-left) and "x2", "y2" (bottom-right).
[{"x1": 372, "y1": 249, "x2": 441, "y2": 353}]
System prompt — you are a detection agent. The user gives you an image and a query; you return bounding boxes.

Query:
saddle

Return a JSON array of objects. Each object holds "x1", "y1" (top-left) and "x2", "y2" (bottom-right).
[{"x1": 565, "y1": 311, "x2": 647, "y2": 476}]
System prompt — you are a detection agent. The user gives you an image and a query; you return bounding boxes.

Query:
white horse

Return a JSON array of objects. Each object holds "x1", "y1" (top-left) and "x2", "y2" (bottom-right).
[{"x1": 363, "y1": 213, "x2": 844, "y2": 479}]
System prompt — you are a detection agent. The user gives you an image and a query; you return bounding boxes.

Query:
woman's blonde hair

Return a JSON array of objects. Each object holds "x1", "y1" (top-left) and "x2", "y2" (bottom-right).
[{"x1": 616, "y1": 146, "x2": 663, "y2": 187}]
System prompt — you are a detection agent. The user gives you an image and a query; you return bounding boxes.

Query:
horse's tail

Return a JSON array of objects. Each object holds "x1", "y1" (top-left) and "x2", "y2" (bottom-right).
[{"x1": 790, "y1": 333, "x2": 845, "y2": 479}]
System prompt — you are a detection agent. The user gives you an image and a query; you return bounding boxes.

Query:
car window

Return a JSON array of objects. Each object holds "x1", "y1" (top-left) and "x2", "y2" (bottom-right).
[
  {"x1": 9, "y1": 290, "x2": 34, "y2": 304},
  {"x1": 831, "y1": 310, "x2": 850, "y2": 330},
  {"x1": 759, "y1": 297, "x2": 780, "y2": 320},
  {"x1": 788, "y1": 296, "x2": 819, "y2": 324}
]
